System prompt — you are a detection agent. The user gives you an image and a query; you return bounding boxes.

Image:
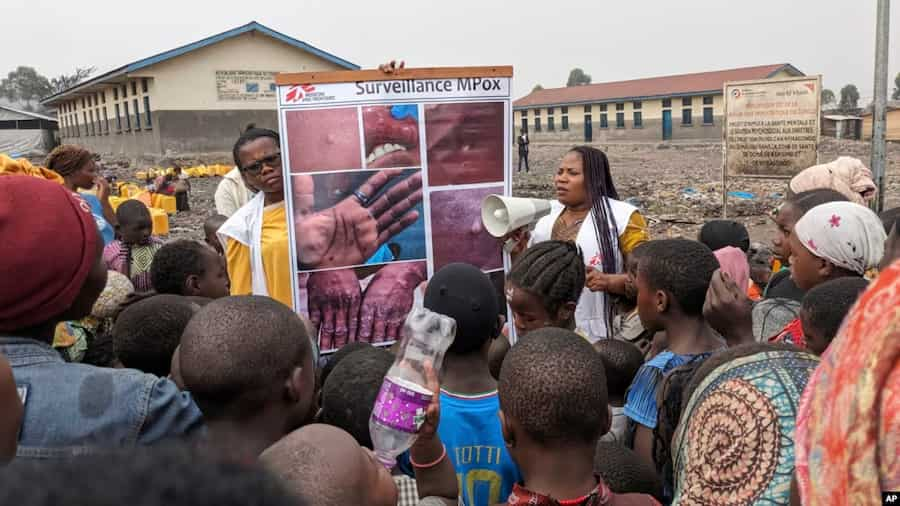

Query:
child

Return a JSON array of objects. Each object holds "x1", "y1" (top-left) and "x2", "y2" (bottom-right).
[
  {"x1": 203, "y1": 214, "x2": 228, "y2": 255},
  {"x1": 112, "y1": 294, "x2": 200, "y2": 377},
  {"x1": 260, "y1": 424, "x2": 399, "y2": 506},
  {"x1": 150, "y1": 240, "x2": 230, "y2": 299},
  {"x1": 747, "y1": 242, "x2": 774, "y2": 300},
  {"x1": 592, "y1": 339, "x2": 644, "y2": 444},
  {"x1": 593, "y1": 441, "x2": 662, "y2": 500},
  {"x1": 613, "y1": 243, "x2": 658, "y2": 357},
  {"x1": 625, "y1": 239, "x2": 723, "y2": 470},
  {"x1": 173, "y1": 165, "x2": 190, "y2": 212},
  {"x1": 490, "y1": 240, "x2": 585, "y2": 378},
  {"x1": 319, "y1": 347, "x2": 421, "y2": 505},
  {"x1": 103, "y1": 200, "x2": 164, "y2": 292},
  {"x1": 506, "y1": 240, "x2": 585, "y2": 337},
  {"x1": 498, "y1": 327, "x2": 658, "y2": 504},
  {"x1": 424, "y1": 263, "x2": 521, "y2": 506},
  {"x1": 697, "y1": 219, "x2": 750, "y2": 252},
  {"x1": 799, "y1": 277, "x2": 868, "y2": 355},
  {"x1": 178, "y1": 295, "x2": 316, "y2": 461}
]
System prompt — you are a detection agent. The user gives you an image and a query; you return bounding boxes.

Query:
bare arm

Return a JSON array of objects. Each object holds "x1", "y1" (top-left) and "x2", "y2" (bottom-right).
[
  {"x1": 632, "y1": 424, "x2": 656, "y2": 472},
  {"x1": 411, "y1": 363, "x2": 459, "y2": 502}
]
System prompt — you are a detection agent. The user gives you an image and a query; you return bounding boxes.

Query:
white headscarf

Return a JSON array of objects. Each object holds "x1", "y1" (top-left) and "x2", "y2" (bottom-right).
[{"x1": 793, "y1": 201, "x2": 886, "y2": 275}]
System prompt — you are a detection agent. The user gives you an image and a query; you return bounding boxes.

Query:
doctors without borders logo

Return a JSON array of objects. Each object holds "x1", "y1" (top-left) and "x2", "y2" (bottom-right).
[{"x1": 285, "y1": 84, "x2": 317, "y2": 103}]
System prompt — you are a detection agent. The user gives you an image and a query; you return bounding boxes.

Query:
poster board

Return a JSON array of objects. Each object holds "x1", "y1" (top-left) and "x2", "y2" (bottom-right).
[{"x1": 276, "y1": 66, "x2": 513, "y2": 354}]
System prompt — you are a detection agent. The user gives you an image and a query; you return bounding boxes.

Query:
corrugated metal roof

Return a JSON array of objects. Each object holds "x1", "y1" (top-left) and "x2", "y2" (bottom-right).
[
  {"x1": 41, "y1": 21, "x2": 358, "y2": 105},
  {"x1": 513, "y1": 64, "x2": 803, "y2": 108},
  {"x1": 0, "y1": 105, "x2": 57, "y2": 122}
]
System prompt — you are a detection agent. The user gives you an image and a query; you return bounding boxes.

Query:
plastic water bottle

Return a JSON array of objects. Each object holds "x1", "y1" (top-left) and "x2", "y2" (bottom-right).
[{"x1": 369, "y1": 307, "x2": 456, "y2": 468}]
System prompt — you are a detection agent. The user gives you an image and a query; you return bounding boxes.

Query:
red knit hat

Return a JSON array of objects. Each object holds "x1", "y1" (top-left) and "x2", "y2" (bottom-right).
[{"x1": 0, "y1": 176, "x2": 100, "y2": 331}]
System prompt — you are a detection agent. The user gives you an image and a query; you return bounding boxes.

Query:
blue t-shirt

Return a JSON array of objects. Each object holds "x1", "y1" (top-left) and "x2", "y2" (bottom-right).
[
  {"x1": 623, "y1": 350, "x2": 714, "y2": 429},
  {"x1": 81, "y1": 193, "x2": 115, "y2": 245},
  {"x1": 437, "y1": 390, "x2": 521, "y2": 506}
]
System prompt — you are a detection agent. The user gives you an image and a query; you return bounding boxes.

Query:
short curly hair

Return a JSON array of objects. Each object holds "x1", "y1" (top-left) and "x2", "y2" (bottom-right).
[
  {"x1": 635, "y1": 239, "x2": 719, "y2": 316},
  {"x1": 320, "y1": 346, "x2": 393, "y2": 449},
  {"x1": 592, "y1": 339, "x2": 644, "y2": 399},
  {"x1": 151, "y1": 240, "x2": 213, "y2": 295},
  {"x1": 112, "y1": 294, "x2": 199, "y2": 376},
  {"x1": 499, "y1": 327, "x2": 607, "y2": 445}
]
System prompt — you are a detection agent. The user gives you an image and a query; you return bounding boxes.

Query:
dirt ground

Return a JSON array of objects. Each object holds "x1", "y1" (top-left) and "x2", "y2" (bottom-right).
[
  {"x1": 100, "y1": 137, "x2": 898, "y2": 246},
  {"x1": 513, "y1": 138, "x2": 900, "y2": 245}
]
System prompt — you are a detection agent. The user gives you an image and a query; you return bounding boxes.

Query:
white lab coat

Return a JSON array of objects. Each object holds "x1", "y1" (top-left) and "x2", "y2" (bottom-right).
[{"x1": 531, "y1": 198, "x2": 637, "y2": 342}]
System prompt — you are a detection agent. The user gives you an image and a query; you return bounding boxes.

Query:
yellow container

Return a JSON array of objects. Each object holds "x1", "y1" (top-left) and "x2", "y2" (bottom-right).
[
  {"x1": 150, "y1": 207, "x2": 169, "y2": 235},
  {"x1": 135, "y1": 171, "x2": 147, "y2": 181},
  {"x1": 108, "y1": 196, "x2": 125, "y2": 211},
  {"x1": 151, "y1": 193, "x2": 177, "y2": 214}
]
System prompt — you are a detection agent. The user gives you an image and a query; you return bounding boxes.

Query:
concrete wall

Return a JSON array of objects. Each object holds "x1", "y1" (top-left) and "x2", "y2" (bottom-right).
[
  {"x1": 156, "y1": 109, "x2": 278, "y2": 154},
  {"x1": 517, "y1": 94, "x2": 723, "y2": 143}
]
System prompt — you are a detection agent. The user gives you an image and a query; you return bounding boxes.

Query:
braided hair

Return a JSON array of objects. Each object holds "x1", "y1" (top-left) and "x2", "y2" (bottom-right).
[
  {"x1": 569, "y1": 146, "x2": 620, "y2": 331},
  {"x1": 508, "y1": 240, "x2": 585, "y2": 319}
]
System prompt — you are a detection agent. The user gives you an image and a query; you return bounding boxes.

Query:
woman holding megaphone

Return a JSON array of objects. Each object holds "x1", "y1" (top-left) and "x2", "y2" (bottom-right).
[{"x1": 506, "y1": 146, "x2": 648, "y2": 342}]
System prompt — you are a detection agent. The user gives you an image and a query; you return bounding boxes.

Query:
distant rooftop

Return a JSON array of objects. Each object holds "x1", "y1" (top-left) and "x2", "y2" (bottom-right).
[{"x1": 514, "y1": 63, "x2": 804, "y2": 108}]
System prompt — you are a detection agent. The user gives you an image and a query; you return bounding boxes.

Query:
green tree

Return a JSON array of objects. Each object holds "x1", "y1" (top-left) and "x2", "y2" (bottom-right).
[
  {"x1": 50, "y1": 66, "x2": 96, "y2": 94},
  {"x1": 532, "y1": 84, "x2": 544, "y2": 92},
  {"x1": 839, "y1": 84, "x2": 860, "y2": 112},
  {"x1": 0, "y1": 66, "x2": 52, "y2": 108},
  {"x1": 821, "y1": 88, "x2": 836, "y2": 107},
  {"x1": 892, "y1": 72, "x2": 900, "y2": 100},
  {"x1": 566, "y1": 68, "x2": 592, "y2": 87}
]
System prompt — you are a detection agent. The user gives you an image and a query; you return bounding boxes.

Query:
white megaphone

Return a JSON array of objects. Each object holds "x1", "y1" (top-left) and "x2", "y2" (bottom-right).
[{"x1": 481, "y1": 195, "x2": 552, "y2": 252}]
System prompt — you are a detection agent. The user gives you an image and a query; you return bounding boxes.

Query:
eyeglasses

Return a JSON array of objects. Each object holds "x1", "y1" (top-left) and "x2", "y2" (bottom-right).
[{"x1": 240, "y1": 152, "x2": 281, "y2": 174}]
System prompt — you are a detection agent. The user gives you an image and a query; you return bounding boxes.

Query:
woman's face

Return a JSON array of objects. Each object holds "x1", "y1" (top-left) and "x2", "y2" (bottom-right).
[
  {"x1": 555, "y1": 151, "x2": 588, "y2": 209},
  {"x1": 788, "y1": 232, "x2": 828, "y2": 291},
  {"x1": 237, "y1": 137, "x2": 284, "y2": 196},
  {"x1": 71, "y1": 159, "x2": 98, "y2": 190},
  {"x1": 772, "y1": 203, "x2": 801, "y2": 260}
]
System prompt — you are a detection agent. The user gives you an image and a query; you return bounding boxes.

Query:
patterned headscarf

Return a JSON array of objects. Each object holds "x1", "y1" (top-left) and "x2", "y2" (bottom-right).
[
  {"x1": 793, "y1": 201, "x2": 886, "y2": 276},
  {"x1": 795, "y1": 260, "x2": 900, "y2": 505},
  {"x1": 789, "y1": 156, "x2": 876, "y2": 205},
  {"x1": 672, "y1": 348, "x2": 819, "y2": 505},
  {"x1": 91, "y1": 270, "x2": 135, "y2": 319}
]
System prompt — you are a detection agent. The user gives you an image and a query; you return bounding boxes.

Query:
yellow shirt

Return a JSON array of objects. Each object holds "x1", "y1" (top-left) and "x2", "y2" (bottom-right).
[
  {"x1": 620, "y1": 211, "x2": 650, "y2": 255},
  {"x1": 225, "y1": 203, "x2": 293, "y2": 308}
]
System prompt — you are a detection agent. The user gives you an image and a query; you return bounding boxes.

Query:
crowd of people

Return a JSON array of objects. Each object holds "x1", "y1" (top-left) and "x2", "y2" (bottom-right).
[{"x1": 0, "y1": 98, "x2": 898, "y2": 505}]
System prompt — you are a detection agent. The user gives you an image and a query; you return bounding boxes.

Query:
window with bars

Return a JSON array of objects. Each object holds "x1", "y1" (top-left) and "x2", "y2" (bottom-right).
[{"x1": 633, "y1": 111, "x2": 643, "y2": 128}]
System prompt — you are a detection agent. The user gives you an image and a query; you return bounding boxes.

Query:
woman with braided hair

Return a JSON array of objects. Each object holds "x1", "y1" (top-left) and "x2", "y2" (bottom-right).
[
  {"x1": 45, "y1": 145, "x2": 116, "y2": 245},
  {"x1": 508, "y1": 146, "x2": 649, "y2": 342}
]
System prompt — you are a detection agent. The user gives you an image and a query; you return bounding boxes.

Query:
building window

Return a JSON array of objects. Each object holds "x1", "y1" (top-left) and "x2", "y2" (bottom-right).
[
  {"x1": 682, "y1": 108, "x2": 692, "y2": 125},
  {"x1": 547, "y1": 107, "x2": 555, "y2": 115},
  {"x1": 75, "y1": 117, "x2": 80, "y2": 137},
  {"x1": 115, "y1": 104, "x2": 122, "y2": 132},
  {"x1": 682, "y1": 97, "x2": 692, "y2": 106},
  {"x1": 548, "y1": 116, "x2": 555, "y2": 131},
  {"x1": 599, "y1": 104, "x2": 607, "y2": 112},
  {"x1": 633, "y1": 111, "x2": 643, "y2": 128},
  {"x1": 703, "y1": 107, "x2": 714, "y2": 125},
  {"x1": 142, "y1": 78, "x2": 149, "y2": 93},
  {"x1": 101, "y1": 91, "x2": 106, "y2": 104},
  {"x1": 133, "y1": 99, "x2": 141, "y2": 131},
  {"x1": 122, "y1": 85, "x2": 127, "y2": 98},
  {"x1": 131, "y1": 81, "x2": 137, "y2": 96},
  {"x1": 95, "y1": 93, "x2": 101, "y2": 105},
  {"x1": 535, "y1": 117, "x2": 542, "y2": 132},
  {"x1": 82, "y1": 112, "x2": 88, "y2": 135},
  {"x1": 615, "y1": 103, "x2": 624, "y2": 111},
  {"x1": 90, "y1": 110, "x2": 96, "y2": 136},
  {"x1": 113, "y1": 88, "x2": 118, "y2": 100},
  {"x1": 703, "y1": 96, "x2": 713, "y2": 105},
  {"x1": 616, "y1": 112, "x2": 625, "y2": 128},
  {"x1": 123, "y1": 102, "x2": 131, "y2": 131},
  {"x1": 662, "y1": 98, "x2": 672, "y2": 108},
  {"x1": 583, "y1": 105, "x2": 590, "y2": 113},
  {"x1": 143, "y1": 96, "x2": 152, "y2": 128},
  {"x1": 103, "y1": 108, "x2": 110, "y2": 133},
  {"x1": 521, "y1": 118, "x2": 528, "y2": 133},
  {"x1": 562, "y1": 115, "x2": 569, "y2": 131},
  {"x1": 600, "y1": 113, "x2": 608, "y2": 128},
  {"x1": 561, "y1": 106, "x2": 568, "y2": 114},
  {"x1": 633, "y1": 101, "x2": 642, "y2": 110}
]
